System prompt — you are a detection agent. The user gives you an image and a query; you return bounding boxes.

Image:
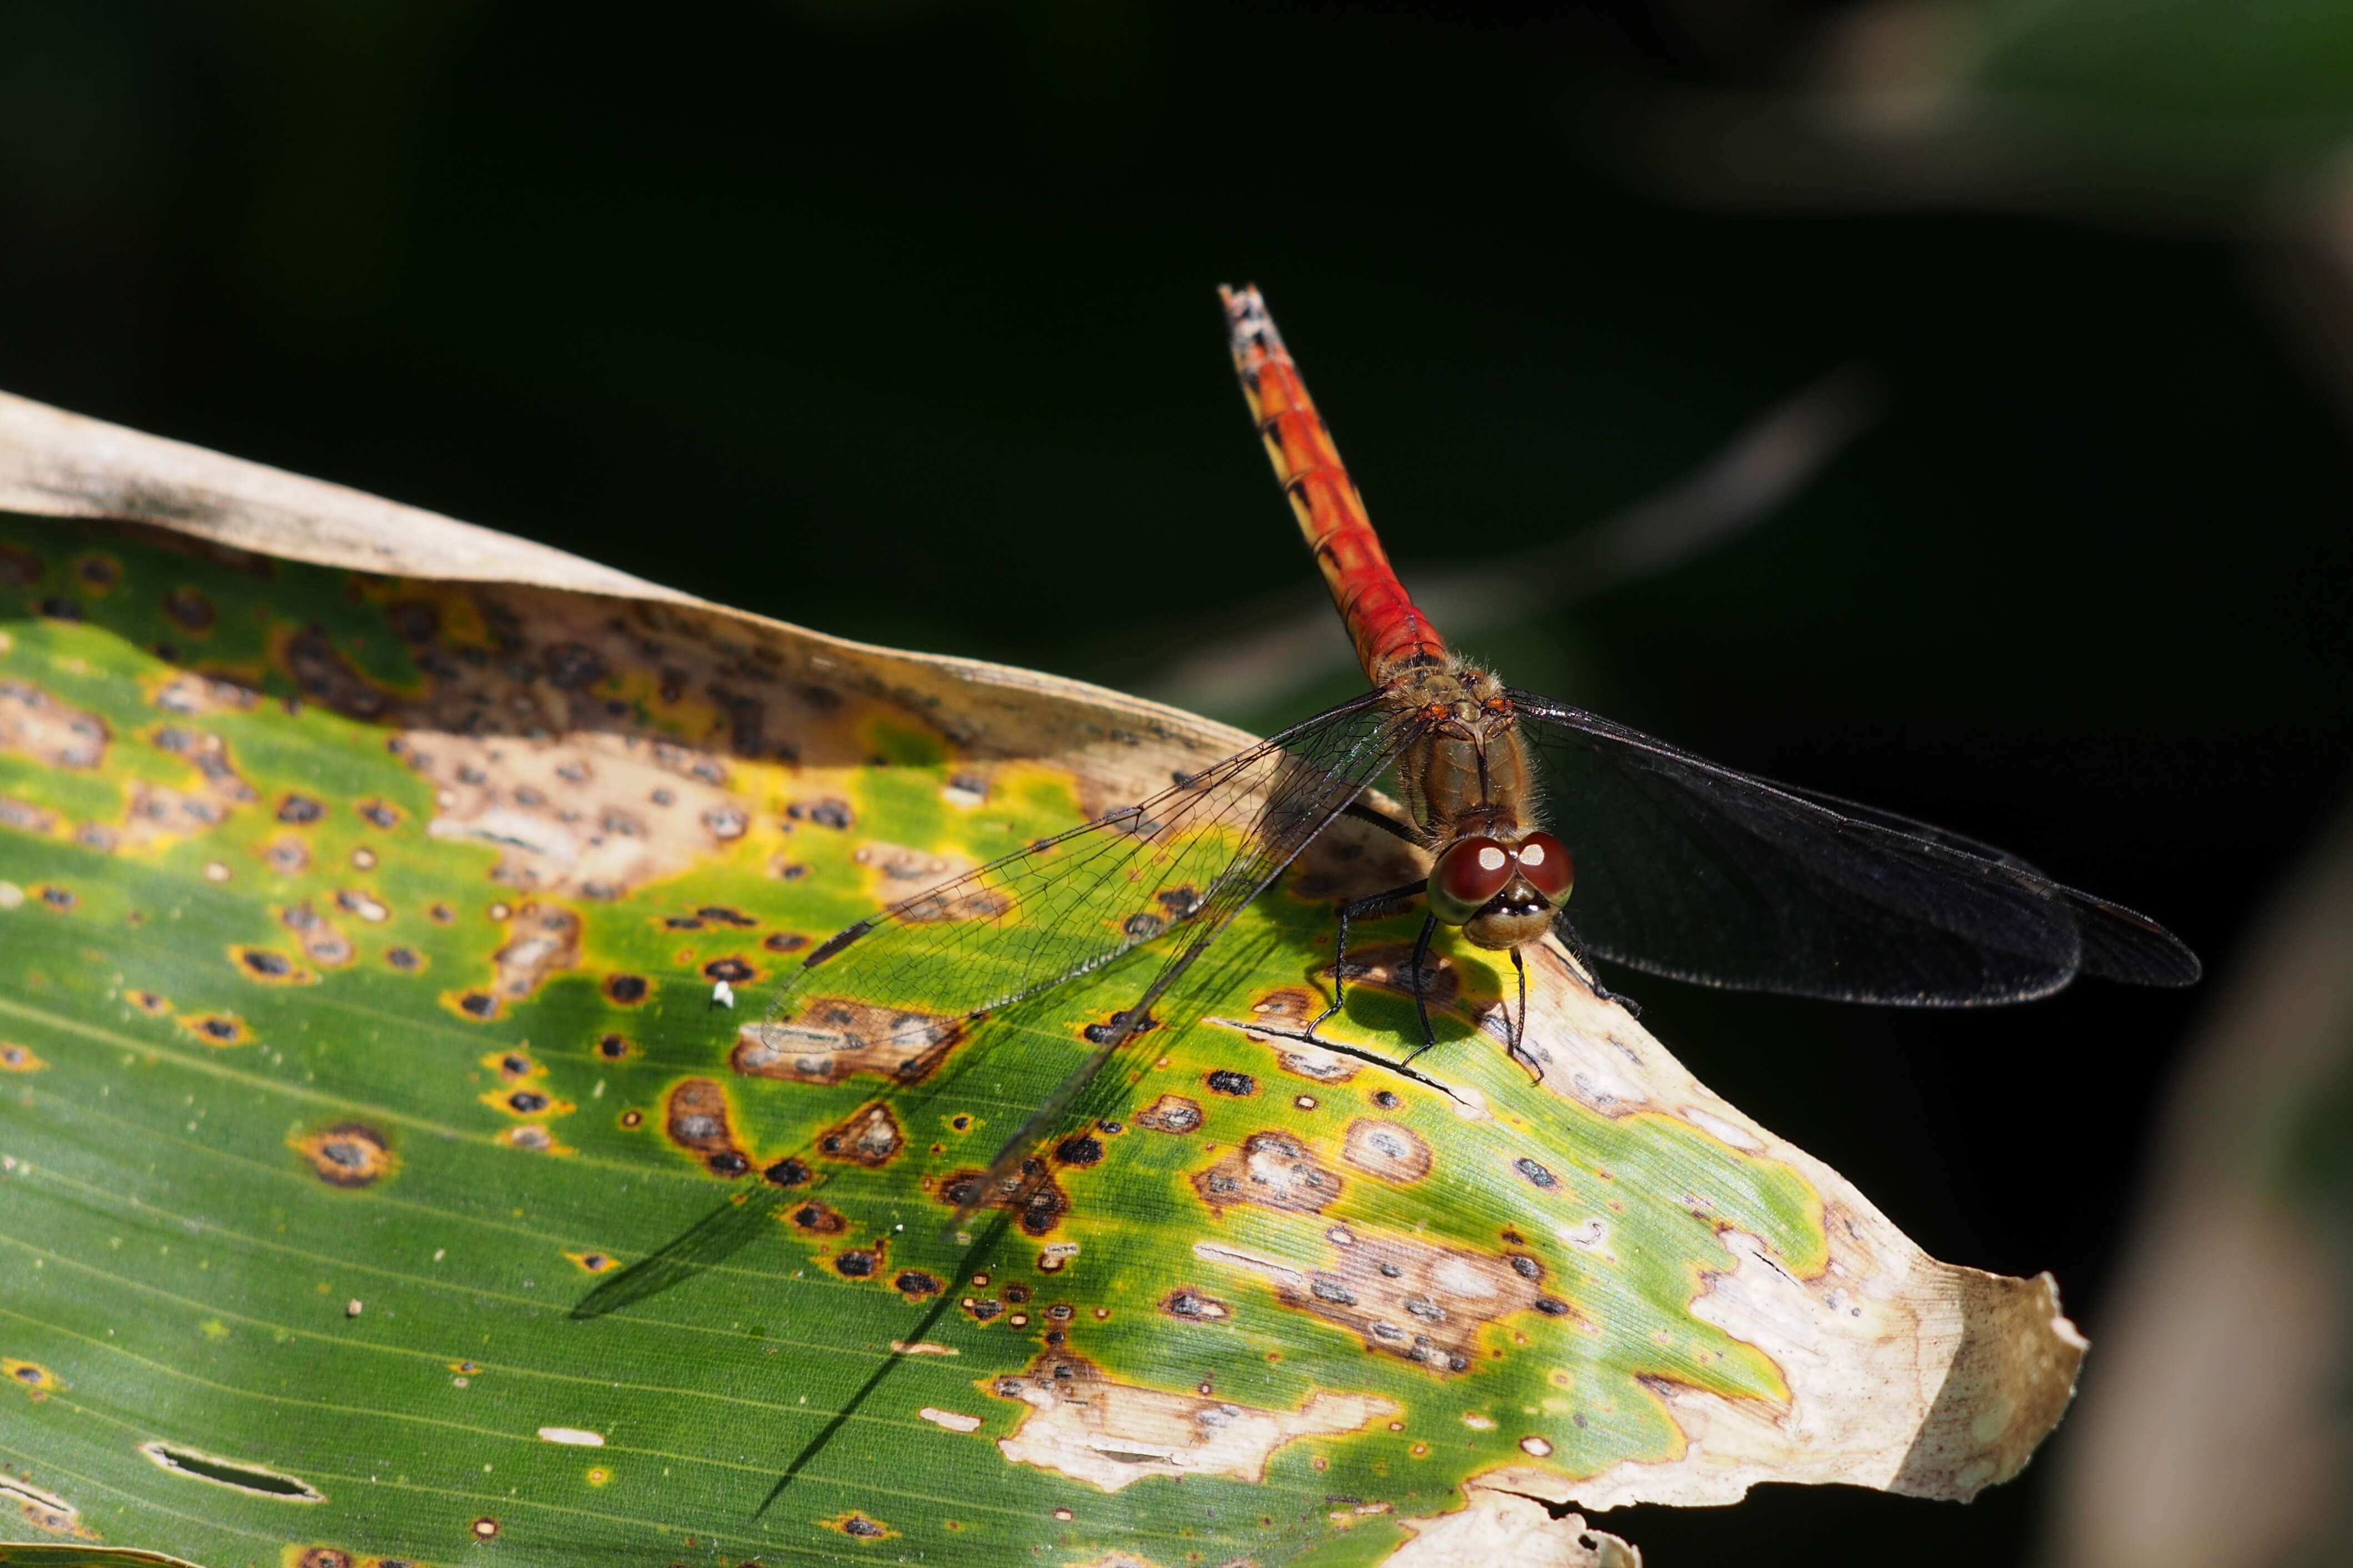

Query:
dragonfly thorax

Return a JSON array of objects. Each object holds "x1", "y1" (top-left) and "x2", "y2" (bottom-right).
[{"x1": 1382, "y1": 660, "x2": 1527, "y2": 828}]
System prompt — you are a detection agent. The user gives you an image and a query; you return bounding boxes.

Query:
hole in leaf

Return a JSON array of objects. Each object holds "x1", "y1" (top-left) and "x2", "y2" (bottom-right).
[{"x1": 138, "y1": 1441, "x2": 322, "y2": 1500}]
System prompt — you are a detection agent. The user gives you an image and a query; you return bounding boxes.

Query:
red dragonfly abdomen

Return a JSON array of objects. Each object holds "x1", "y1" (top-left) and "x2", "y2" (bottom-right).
[{"x1": 1222, "y1": 285, "x2": 1448, "y2": 685}]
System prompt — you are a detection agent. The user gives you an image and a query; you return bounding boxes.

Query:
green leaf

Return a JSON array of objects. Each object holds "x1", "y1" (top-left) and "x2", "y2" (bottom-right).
[{"x1": 0, "y1": 392, "x2": 2080, "y2": 1567}]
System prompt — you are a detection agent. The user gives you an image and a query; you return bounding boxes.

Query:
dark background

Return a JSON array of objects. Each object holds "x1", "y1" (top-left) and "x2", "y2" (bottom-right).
[{"x1": 6, "y1": 3, "x2": 2351, "y2": 1562}]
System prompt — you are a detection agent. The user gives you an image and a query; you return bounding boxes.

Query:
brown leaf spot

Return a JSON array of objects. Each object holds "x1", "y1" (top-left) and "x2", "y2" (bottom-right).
[
  {"x1": 0, "y1": 796, "x2": 57, "y2": 834},
  {"x1": 295, "y1": 1548, "x2": 353, "y2": 1568},
  {"x1": 160, "y1": 586, "x2": 215, "y2": 633},
  {"x1": 276, "y1": 901, "x2": 354, "y2": 967},
  {"x1": 819, "y1": 1511, "x2": 896, "y2": 1541},
  {"x1": 0, "y1": 679, "x2": 108, "y2": 769},
  {"x1": 1343, "y1": 1119, "x2": 1432, "y2": 1183},
  {"x1": 789, "y1": 1202, "x2": 848, "y2": 1236},
  {"x1": 1256, "y1": 1234, "x2": 1548, "y2": 1377},
  {"x1": 4, "y1": 1359, "x2": 62, "y2": 1399},
  {"x1": 1191, "y1": 1131, "x2": 1343, "y2": 1218},
  {"x1": 8, "y1": 1485, "x2": 87, "y2": 1538},
  {"x1": 1135, "y1": 1094, "x2": 1203, "y2": 1134},
  {"x1": 895, "y1": 1270, "x2": 943, "y2": 1298},
  {"x1": 816, "y1": 1103, "x2": 905, "y2": 1167},
  {"x1": 485, "y1": 1081, "x2": 573, "y2": 1119},
  {"x1": 1160, "y1": 1287, "x2": 1232, "y2": 1322},
  {"x1": 399, "y1": 727, "x2": 753, "y2": 900},
  {"x1": 602, "y1": 972, "x2": 650, "y2": 1005},
  {"x1": 126, "y1": 990, "x2": 169, "y2": 1015},
  {"x1": 445, "y1": 989, "x2": 501, "y2": 1021},
  {"x1": 230, "y1": 945, "x2": 315, "y2": 986},
  {"x1": 278, "y1": 627, "x2": 392, "y2": 720},
  {"x1": 1241, "y1": 986, "x2": 1319, "y2": 1032},
  {"x1": 0, "y1": 1043, "x2": 47, "y2": 1072},
  {"x1": 701, "y1": 955, "x2": 756, "y2": 985},
  {"x1": 663, "y1": 1078, "x2": 748, "y2": 1173},
  {"x1": 148, "y1": 672, "x2": 254, "y2": 714},
  {"x1": 565, "y1": 1251, "x2": 620, "y2": 1273},
  {"x1": 384, "y1": 597, "x2": 439, "y2": 643},
  {"x1": 735, "y1": 997, "x2": 961, "y2": 1086},
  {"x1": 291, "y1": 1122, "x2": 394, "y2": 1188},
  {"x1": 179, "y1": 1012, "x2": 250, "y2": 1046},
  {"x1": 492, "y1": 902, "x2": 581, "y2": 1001},
  {"x1": 786, "y1": 796, "x2": 855, "y2": 829},
  {"x1": 937, "y1": 1163, "x2": 1070, "y2": 1237},
  {"x1": 258, "y1": 834, "x2": 310, "y2": 875},
  {"x1": 851, "y1": 841, "x2": 1004, "y2": 921},
  {"x1": 331, "y1": 888, "x2": 389, "y2": 923},
  {"x1": 1273, "y1": 1045, "x2": 1361, "y2": 1085},
  {"x1": 274, "y1": 792, "x2": 325, "y2": 825},
  {"x1": 989, "y1": 1350, "x2": 1397, "y2": 1493},
  {"x1": 131, "y1": 725, "x2": 257, "y2": 848},
  {"x1": 1053, "y1": 1134, "x2": 1105, "y2": 1168}
]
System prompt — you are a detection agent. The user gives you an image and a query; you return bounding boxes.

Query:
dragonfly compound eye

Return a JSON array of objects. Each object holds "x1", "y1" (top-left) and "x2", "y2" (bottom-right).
[
  {"x1": 1431, "y1": 835, "x2": 1515, "y2": 924},
  {"x1": 1513, "y1": 832, "x2": 1574, "y2": 901}
]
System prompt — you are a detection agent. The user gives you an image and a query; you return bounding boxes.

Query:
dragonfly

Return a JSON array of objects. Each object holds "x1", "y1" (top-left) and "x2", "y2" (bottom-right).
[
  {"x1": 770, "y1": 278, "x2": 2195, "y2": 1066},
  {"x1": 574, "y1": 287, "x2": 2197, "y2": 1318}
]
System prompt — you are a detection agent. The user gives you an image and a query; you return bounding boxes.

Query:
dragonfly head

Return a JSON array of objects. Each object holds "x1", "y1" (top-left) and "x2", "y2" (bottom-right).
[{"x1": 1428, "y1": 831, "x2": 1574, "y2": 949}]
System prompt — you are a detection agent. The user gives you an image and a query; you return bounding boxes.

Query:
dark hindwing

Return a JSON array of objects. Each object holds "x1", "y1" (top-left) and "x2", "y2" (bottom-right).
[
  {"x1": 1757, "y1": 780, "x2": 2199, "y2": 988},
  {"x1": 757, "y1": 689, "x2": 1425, "y2": 1069},
  {"x1": 1508, "y1": 692, "x2": 2198, "y2": 1004}
]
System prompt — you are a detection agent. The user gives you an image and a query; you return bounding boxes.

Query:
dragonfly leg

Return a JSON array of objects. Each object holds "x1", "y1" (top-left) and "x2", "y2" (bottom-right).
[
  {"x1": 1506, "y1": 948, "x2": 1542, "y2": 1081},
  {"x1": 1552, "y1": 910, "x2": 1641, "y2": 1018},
  {"x1": 1341, "y1": 798, "x2": 1429, "y2": 847},
  {"x1": 1401, "y1": 913, "x2": 1440, "y2": 1061},
  {"x1": 1306, "y1": 880, "x2": 1427, "y2": 1041}
]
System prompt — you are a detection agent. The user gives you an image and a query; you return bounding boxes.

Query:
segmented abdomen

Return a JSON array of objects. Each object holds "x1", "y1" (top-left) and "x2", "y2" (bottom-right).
[{"x1": 1221, "y1": 285, "x2": 1447, "y2": 684}]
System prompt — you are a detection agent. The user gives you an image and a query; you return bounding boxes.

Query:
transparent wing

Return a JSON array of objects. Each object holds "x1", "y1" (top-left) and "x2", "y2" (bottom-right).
[
  {"x1": 1759, "y1": 779, "x2": 2200, "y2": 988},
  {"x1": 756, "y1": 689, "x2": 1421, "y2": 1061},
  {"x1": 572, "y1": 693, "x2": 1429, "y2": 1323},
  {"x1": 1509, "y1": 691, "x2": 2200, "y2": 1004}
]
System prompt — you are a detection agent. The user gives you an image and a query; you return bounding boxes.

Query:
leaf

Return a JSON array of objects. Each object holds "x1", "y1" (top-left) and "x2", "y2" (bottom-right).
[{"x1": 0, "y1": 389, "x2": 2083, "y2": 1566}]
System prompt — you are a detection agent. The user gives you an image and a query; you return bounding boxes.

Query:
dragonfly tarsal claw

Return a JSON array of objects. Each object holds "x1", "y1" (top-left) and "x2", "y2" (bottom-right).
[
  {"x1": 1506, "y1": 1036, "x2": 1546, "y2": 1083},
  {"x1": 1551, "y1": 909, "x2": 1639, "y2": 1016}
]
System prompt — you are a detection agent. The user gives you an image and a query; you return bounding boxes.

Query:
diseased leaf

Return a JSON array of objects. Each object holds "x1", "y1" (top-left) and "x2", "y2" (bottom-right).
[{"x1": 0, "y1": 390, "x2": 2082, "y2": 1566}]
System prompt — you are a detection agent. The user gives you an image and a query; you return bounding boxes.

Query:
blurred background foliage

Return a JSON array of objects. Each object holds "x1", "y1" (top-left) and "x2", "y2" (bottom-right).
[{"x1": 2, "y1": 1, "x2": 2350, "y2": 1564}]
